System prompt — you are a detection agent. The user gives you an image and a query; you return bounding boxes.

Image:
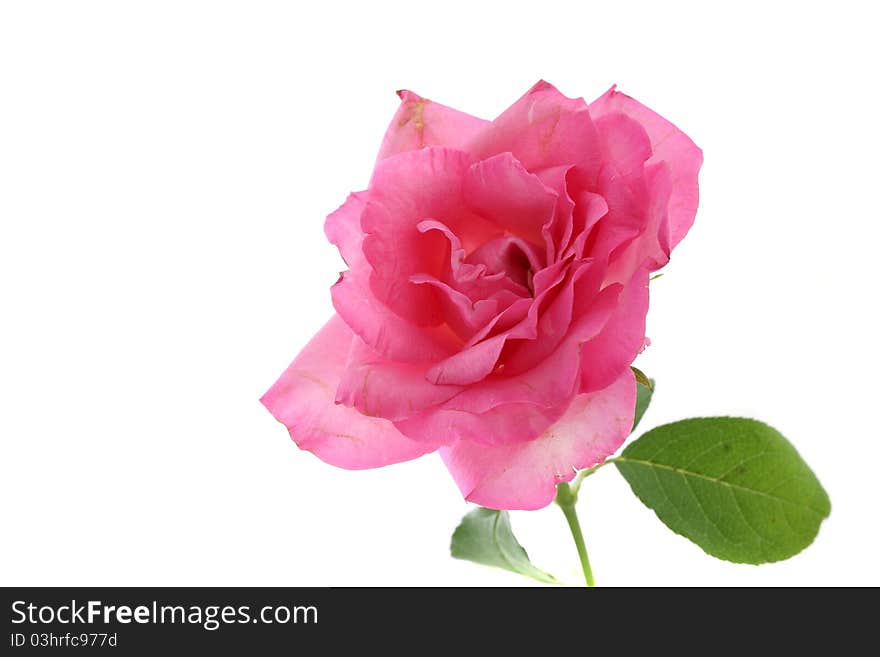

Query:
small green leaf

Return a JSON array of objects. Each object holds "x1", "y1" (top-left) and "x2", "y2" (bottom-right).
[
  {"x1": 451, "y1": 508, "x2": 560, "y2": 584},
  {"x1": 632, "y1": 377, "x2": 654, "y2": 432},
  {"x1": 615, "y1": 417, "x2": 830, "y2": 564}
]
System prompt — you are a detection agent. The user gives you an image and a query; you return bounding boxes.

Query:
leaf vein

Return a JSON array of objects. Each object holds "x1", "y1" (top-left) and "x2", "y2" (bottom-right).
[
  {"x1": 616, "y1": 457, "x2": 827, "y2": 516},
  {"x1": 679, "y1": 470, "x2": 744, "y2": 545}
]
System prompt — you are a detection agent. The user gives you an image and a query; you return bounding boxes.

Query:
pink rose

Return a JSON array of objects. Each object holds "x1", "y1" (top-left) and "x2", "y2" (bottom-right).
[{"x1": 263, "y1": 81, "x2": 702, "y2": 510}]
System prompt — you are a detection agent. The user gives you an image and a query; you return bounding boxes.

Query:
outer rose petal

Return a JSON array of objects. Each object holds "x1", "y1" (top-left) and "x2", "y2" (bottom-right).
[
  {"x1": 591, "y1": 87, "x2": 703, "y2": 248},
  {"x1": 377, "y1": 90, "x2": 490, "y2": 161},
  {"x1": 467, "y1": 80, "x2": 602, "y2": 178},
  {"x1": 593, "y1": 112, "x2": 652, "y2": 187},
  {"x1": 324, "y1": 191, "x2": 369, "y2": 269},
  {"x1": 439, "y1": 369, "x2": 637, "y2": 510},
  {"x1": 261, "y1": 315, "x2": 442, "y2": 468},
  {"x1": 395, "y1": 401, "x2": 563, "y2": 451},
  {"x1": 579, "y1": 267, "x2": 650, "y2": 393}
]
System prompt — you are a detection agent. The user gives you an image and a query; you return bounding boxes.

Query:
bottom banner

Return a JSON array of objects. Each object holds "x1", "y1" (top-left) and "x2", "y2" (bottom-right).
[{"x1": 0, "y1": 587, "x2": 864, "y2": 652}]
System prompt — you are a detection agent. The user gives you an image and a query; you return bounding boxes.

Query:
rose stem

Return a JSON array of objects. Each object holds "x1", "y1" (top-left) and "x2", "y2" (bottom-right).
[{"x1": 554, "y1": 482, "x2": 595, "y2": 587}]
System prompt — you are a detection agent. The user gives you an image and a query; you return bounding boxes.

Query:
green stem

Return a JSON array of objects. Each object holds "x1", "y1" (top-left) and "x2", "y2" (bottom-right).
[{"x1": 555, "y1": 482, "x2": 595, "y2": 587}]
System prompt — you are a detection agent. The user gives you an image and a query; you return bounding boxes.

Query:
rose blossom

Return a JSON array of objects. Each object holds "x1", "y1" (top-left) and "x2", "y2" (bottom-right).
[{"x1": 262, "y1": 81, "x2": 701, "y2": 510}]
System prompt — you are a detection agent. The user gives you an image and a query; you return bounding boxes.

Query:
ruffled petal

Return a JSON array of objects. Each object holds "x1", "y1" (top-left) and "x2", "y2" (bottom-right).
[
  {"x1": 534, "y1": 165, "x2": 575, "y2": 262},
  {"x1": 415, "y1": 220, "x2": 529, "y2": 306},
  {"x1": 396, "y1": 284, "x2": 622, "y2": 447},
  {"x1": 566, "y1": 191, "x2": 609, "y2": 259},
  {"x1": 591, "y1": 87, "x2": 703, "y2": 249},
  {"x1": 581, "y1": 163, "x2": 645, "y2": 270},
  {"x1": 362, "y1": 147, "x2": 495, "y2": 326},
  {"x1": 423, "y1": 255, "x2": 587, "y2": 387},
  {"x1": 331, "y1": 264, "x2": 460, "y2": 363},
  {"x1": 326, "y1": 189, "x2": 461, "y2": 362},
  {"x1": 501, "y1": 258, "x2": 605, "y2": 376},
  {"x1": 439, "y1": 369, "x2": 636, "y2": 510},
  {"x1": 463, "y1": 152, "x2": 558, "y2": 246},
  {"x1": 603, "y1": 163, "x2": 672, "y2": 284},
  {"x1": 261, "y1": 315, "x2": 441, "y2": 468},
  {"x1": 377, "y1": 90, "x2": 490, "y2": 161},
  {"x1": 410, "y1": 274, "x2": 514, "y2": 341},
  {"x1": 442, "y1": 284, "x2": 621, "y2": 417}
]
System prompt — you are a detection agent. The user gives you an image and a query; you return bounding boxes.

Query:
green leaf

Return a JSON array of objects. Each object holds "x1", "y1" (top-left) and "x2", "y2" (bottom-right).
[
  {"x1": 615, "y1": 417, "x2": 830, "y2": 564},
  {"x1": 633, "y1": 377, "x2": 654, "y2": 432},
  {"x1": 450, "y1": 508, "x2": 560, "y2": 584}
]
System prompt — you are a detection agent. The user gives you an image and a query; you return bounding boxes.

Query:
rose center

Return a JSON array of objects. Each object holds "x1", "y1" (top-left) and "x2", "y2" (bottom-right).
[{"x1": 465, "y1": 236, "x2": 540, "y2": 298}]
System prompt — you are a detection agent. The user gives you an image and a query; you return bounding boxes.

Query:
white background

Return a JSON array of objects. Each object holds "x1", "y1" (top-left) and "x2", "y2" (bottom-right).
[{"x1": 2, "y1": 1, "x2": 878, "y2": 586}]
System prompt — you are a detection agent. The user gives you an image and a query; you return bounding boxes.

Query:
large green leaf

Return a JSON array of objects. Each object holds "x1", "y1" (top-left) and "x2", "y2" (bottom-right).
[
  {"x1": 450, "y1": 508, "x2": 560, "y2": 584},
  {"x1": 615, "y1": 417, "x2": 830, "y2": 564}
]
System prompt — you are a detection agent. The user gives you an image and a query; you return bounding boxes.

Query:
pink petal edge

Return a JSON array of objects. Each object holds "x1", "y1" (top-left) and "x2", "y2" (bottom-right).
[
  {"x1": 261, "y1": 315, "x2": 443, "y2": 469},
  {"x1": 439, "y1": 368, "x2": 636, "y2": 510},
  {"x1": 377, "y1": 89, "x2": 490, "y2": 161}
]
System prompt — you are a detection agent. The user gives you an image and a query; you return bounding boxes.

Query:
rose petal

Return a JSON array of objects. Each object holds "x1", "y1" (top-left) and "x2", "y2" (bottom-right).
[
  {"x1": 579, "y1": 267, "x2": 650, "y2": 394},
  {"x1": 396, "y1": 284, "x2": 623, "y2": 447},
  {"x1": 324, "y1": 191, "x2": 369, "y2": 269},
  {"x1": 395, "y1": 401, "x2": 563, "y2": 452},
  {"x1": 534, "y1": 165, "x2": 576, "y2": 262},
  {"x1": 261, "y1": 315, "x2": 442, "y2": 468},
  {"x1": 439, "y1": 368, "x2": 636, "y2": 510},
  {"x1": 582, "y1": 163, "x2": 645, "y2": 269},
  {"x1": 423, "y1": 256, "x2": 585, "y2": 387},
  {"x1": 335, "y1": 335, "x2": 462, "y2": 422},
  {"x1": 467, "y1": 80, "x2": 602, "y2": 178},
  {"x1": 594, "y1": 112, "x2": 653, "y2": 187},
  {"x1": 415, "y1": 220, "x2": 530, "y2": 304},
  {"x1": 442, "y1": 284, "x2": 621, "y2": 416},
  {"x1": 377, "y1": 90, "x2": 490, "y2": 161},
  {"x1": 501, "y1": 258, "x2": 605, "y2": 376},
  {"x1": 566, "y1": 191, "x2": 609, "y2": 259},
  {"x1": 463, "y1": 296, "x2": 532, "y2": 349},
  {"x1": 362, "y1": 147, "x2": 495, "y2": 326},
  {"x1": 465, "y1": 235, "x2": 544, "y2": 294},
  {"x1": 591, "y1": 87, "x2": 703, "y2": 249},
  {"x1": 410, "y1": 273, "x2": 514, "y2": 341},
  {"x1": 463, "y1": 152, "x2": 558, "y2": 246},
  {"x1": 331, "y1": 265, "x2": 460, "y2": 363},
  {"x1": 603, "y1": 162, "x2": 672, "y2": 284},
  {"x1": 426, "y1": 332, "x2": 508, "y2": 386},
  {"x1": 326, "y1": 190, "x2": 461, "y2": 363}
]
